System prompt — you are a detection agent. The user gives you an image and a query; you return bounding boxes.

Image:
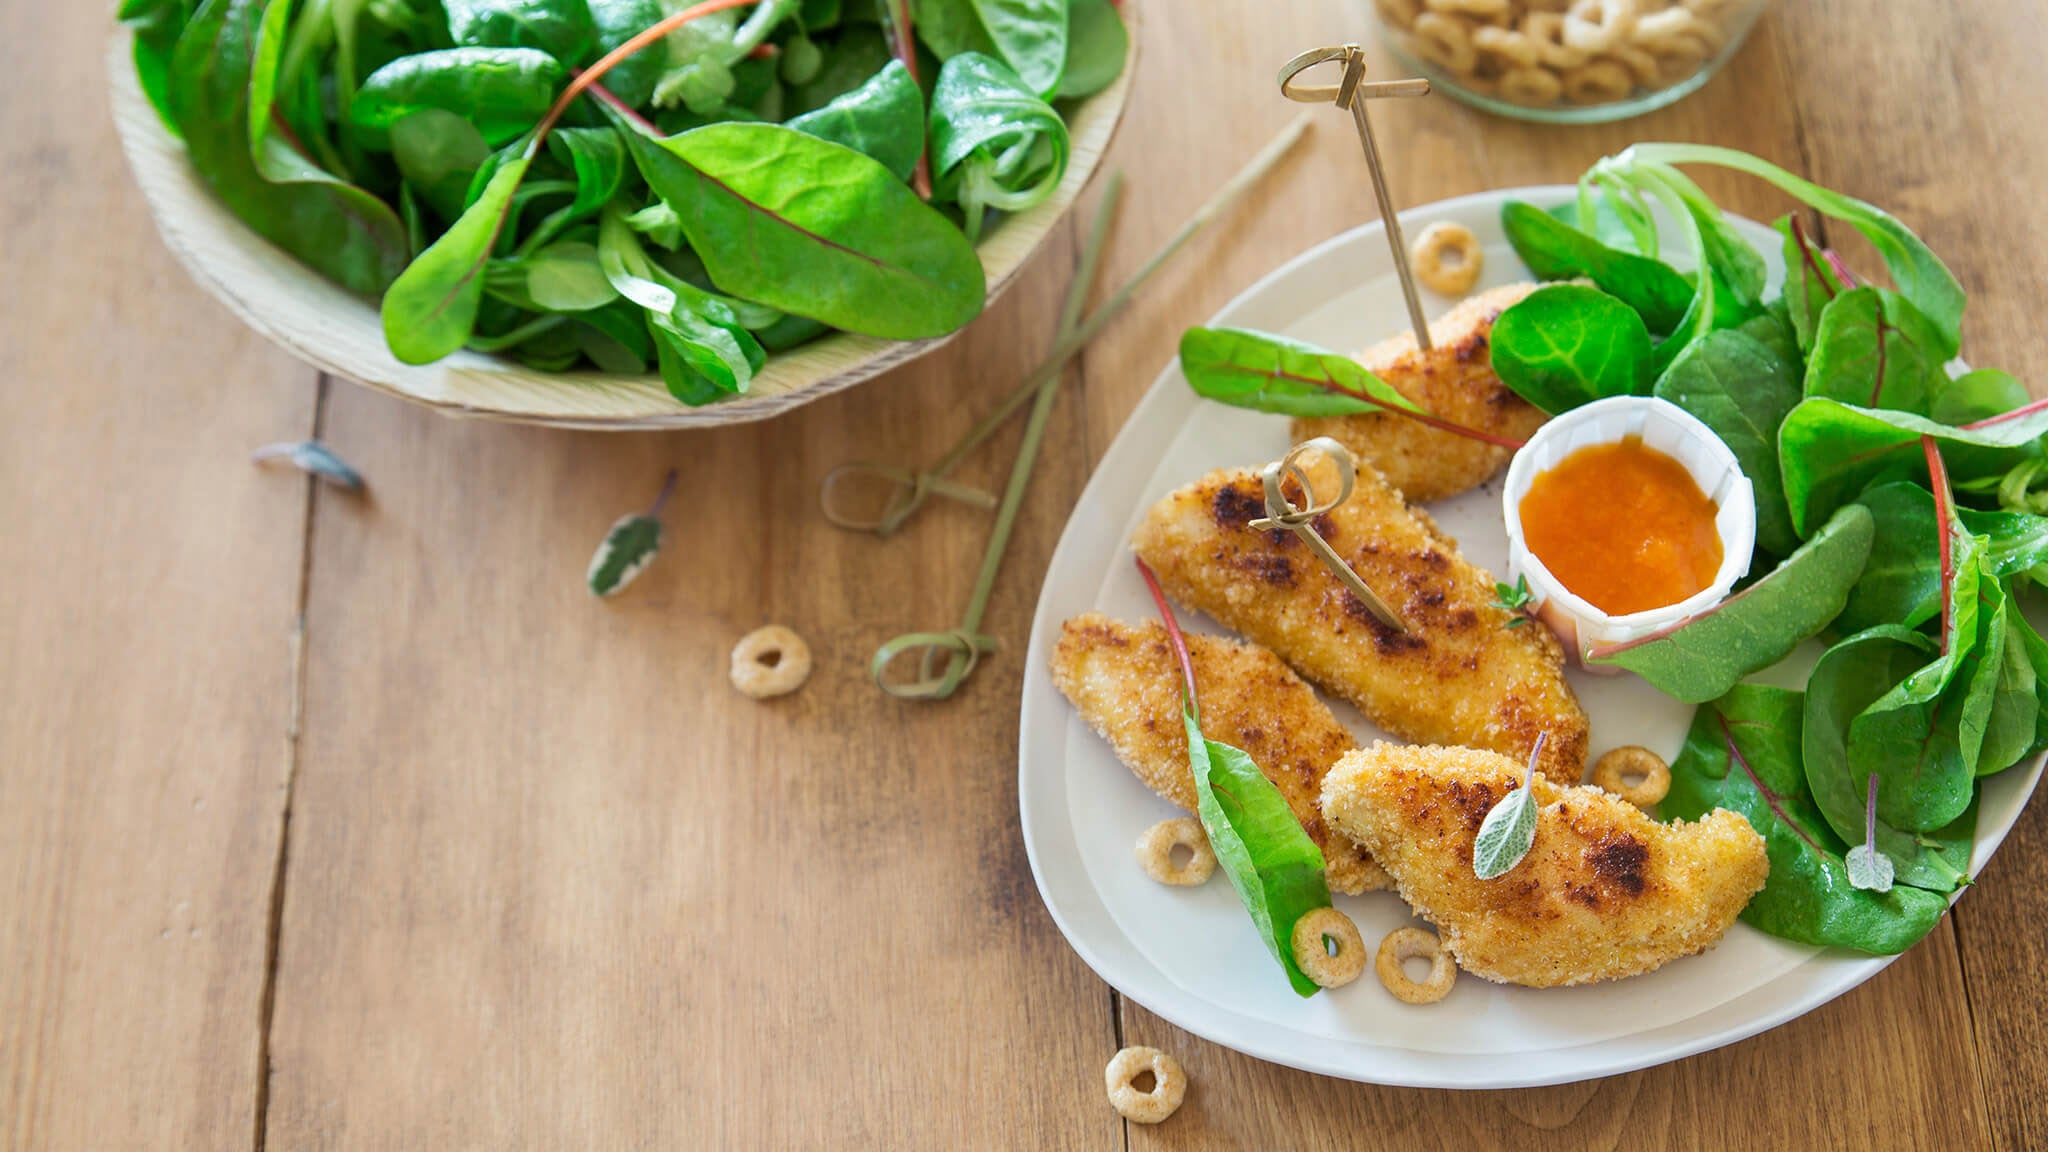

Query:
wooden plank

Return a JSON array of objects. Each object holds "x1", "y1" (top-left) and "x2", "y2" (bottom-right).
[
  {"x1": 0, "y1": 6, "x2": 316, "y2": 1150},
  {"x1": 1083, "y1": 2, "x2": 1993, "y2": 1146},
  {"x1": 262, "y1": 221, "x2": 1120, "y2": 1145},
  {"x1": 1769, "y1": 3, "x2": 2048, "y2": 1148}
]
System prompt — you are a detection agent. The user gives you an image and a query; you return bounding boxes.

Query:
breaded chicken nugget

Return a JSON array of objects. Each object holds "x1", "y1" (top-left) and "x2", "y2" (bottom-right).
[
  {"x1": 1322, "y1": 743, "x2": 1768, "y2": 987},
  {"x1": 1293, "y1": 283, "x2": 1548, "y2": 503},
  {"x1": 1131, "y1": 464, "x2": 1589, "y2": 784},
  {"x1": 1051, "y1": 614, "x2": 1387, "y2": 894}
]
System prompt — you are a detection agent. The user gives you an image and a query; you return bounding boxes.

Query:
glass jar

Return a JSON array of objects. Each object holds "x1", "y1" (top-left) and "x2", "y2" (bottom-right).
[{"x1": 1365, "y1": 0, "x2": 1772, "y2": 123}]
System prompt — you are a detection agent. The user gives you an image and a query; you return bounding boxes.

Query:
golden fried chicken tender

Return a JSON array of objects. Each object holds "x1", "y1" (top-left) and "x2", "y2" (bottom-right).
[
  {"x1": 1051, "y1": 613, "x2": 1388, "y2": 894},
  {"x1": 1130, "y1": 464, "x2": 1589, "y2": 784},
  {"x1": 1322, "y1": 742, "x2": 1769, "y2": 987},
  {"x1": 1293, "y1": 283, "x2": 1548, "y2": 504}
]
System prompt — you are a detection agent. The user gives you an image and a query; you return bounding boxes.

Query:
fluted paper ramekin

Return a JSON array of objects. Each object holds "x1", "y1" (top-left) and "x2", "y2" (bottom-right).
[{"x1": 1502, "y1": 396, "x2": 1756, "y2": 664}]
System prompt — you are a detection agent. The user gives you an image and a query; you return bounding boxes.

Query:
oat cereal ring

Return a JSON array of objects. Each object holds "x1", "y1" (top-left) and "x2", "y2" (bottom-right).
[
  {"x1": 1375, "y1": 0, "x2": 1423, "y2": 30},
  {"x1": 1633, "y1": 7, "x2": 1722, "y2": 64},
  {"x1": 729, "y1": 625, "x2": 813, "y2": 699},
  {"x1": 1522, "y1": 12, "x2": 1591, "y2": 69},
  {"x1": 1472, "y1": 24, "x2": 1541, "y2": 68},
  {"x1": 1563, "y1": 0, "x2": 1637, "y2": 54},
  {"x1": 1135, "y1": 817, "x2": 1216, "y2": 886},
  {"x1": 1499, "y1": 65, "x2": 1564, "y2": 106},
  {"x1": 1410, "y1": 12, "x2": 1479, "y2": 74},
  {"x1": 1605, "y1": 41, "x2": 1662, "y2": 87},
  {"x1": 1424, "y1": 0, "x2": 1510, "y2": 18},
  {"x1": 1290, "y1": 907, "x2": 1368, "y2": 988},
  {"x1": 1376, "y1": 926, "x2": 1458, "y2": 1004},
  {"x1": 1592, "y1": 745, "x2": 1672, "y2": 807},
  {"x1": 1412, "y1": 221, "x2": 1484, "y2": 296},
  {"x1": 1104, "y1": 1047, "x2": 1187, "y2": 1125},
  {"x1": 1563, "y1": 59, "x2": 1634, "y2": 102}
]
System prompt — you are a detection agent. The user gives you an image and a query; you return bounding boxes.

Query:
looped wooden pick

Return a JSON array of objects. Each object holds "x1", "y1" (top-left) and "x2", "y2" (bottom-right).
[
  {"x1": 1249, "y1": 437, "x2": 1406, "y2": 632},
  {"x1": 1276, "y1": 43, "x2": 1436, "y2": 351}
]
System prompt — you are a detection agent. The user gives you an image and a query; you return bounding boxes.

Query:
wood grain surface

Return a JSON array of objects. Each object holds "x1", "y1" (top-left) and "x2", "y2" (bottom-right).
[{"x1": 4, "y1": 2, "x2": 2046, "y2": 1150}]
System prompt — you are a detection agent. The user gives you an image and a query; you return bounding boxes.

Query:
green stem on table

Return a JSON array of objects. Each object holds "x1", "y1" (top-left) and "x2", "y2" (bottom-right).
[
  {"x1": 870, "y1": 173, "x2": 1124, "y2": 700},
  {"x1": 820, "y1": 113, "x2": 1314, "y2": 538}
]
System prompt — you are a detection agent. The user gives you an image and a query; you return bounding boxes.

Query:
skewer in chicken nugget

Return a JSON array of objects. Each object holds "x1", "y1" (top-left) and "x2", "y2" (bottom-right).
[
  {"x1": 1131, "y1": 461, "x2": 1588, "y2": 784},
  {"x1": 1293, "y1": 283, "x2": 1548, "y2": 503}
]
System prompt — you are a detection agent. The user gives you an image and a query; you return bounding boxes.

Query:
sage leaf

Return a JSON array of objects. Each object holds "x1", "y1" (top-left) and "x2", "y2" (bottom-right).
[
  {"x1": 1491, "y1": 283, "x2": 1653, "y2": 414},
  {"x1": 1588, "y1": 504, "x2": 1875, "y2": 702},
  {"x1": 1472, "y1": 734, "x2": 1546, "y2": 880},
  {"x1": 617, "y1": 119, "x2": 987, "y2": 340},
  {"x1": 588, "y1": 469, "x2": 676, "y2": 597},
  {"x1": 1845, "y1": 843, "x2": 1895, "y2": 892},
  {"x1": 1185, "y1": 705, "x2": 1332, "y2": 998},
  {"x1": 251, "y1": 440, "x2": 365, "y2": 491},
  {"x1": 1663, "y1": 686, "x2": 1951, "y2": 954}
]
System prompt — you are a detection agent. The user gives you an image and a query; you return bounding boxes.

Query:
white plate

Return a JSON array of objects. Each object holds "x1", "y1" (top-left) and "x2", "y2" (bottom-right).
[{"x1": 1017, "y1": 186, "x2": 2044, "y2": 1088}]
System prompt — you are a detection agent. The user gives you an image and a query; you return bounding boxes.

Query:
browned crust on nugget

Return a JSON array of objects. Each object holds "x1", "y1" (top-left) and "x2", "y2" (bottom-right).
[
  {"x1": 1051, "y1": 613, "x2": 1387, "y2": 893},
  {"x1": 1293, "y1": 283, "x2": 1548, "y2": 503},
  {"x1": 1131, "y1": 464, "x2": 1589, "y2": 784},
  {"x1": 1321, "y1": 743, "x2": 1769, "y2": 987}
]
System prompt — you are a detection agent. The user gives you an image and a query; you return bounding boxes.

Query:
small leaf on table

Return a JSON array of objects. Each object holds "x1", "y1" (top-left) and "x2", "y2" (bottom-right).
[{"x1": 251, "y1": 441, "x2": 365, "y2": 491}]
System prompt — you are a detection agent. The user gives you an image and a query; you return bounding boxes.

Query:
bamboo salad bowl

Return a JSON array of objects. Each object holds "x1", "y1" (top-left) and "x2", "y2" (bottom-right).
[{"x1": 106, "y1": 7, "x2": 1139, "y2": 430}]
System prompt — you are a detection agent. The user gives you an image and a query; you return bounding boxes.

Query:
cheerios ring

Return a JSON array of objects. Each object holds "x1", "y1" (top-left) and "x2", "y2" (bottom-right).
[
  {"x1": 730, "y1": 625, "x2": 813, "y2": 699},
  {"x1": 1136, "y1": 817, "x2": 1216, "y2": 886},
  {"x1": 1291, "y1": 907, "x2": 1368, "y2": 987},
  {"x1": 1499, "y1": 66, "x2": 1564, "y2": 106},
  {"x1": 1412, "y1": 221, "x2": 1485, "y2": 295},
  {"x1": 1521, "y1": 12, "x2": 1590, "y2": 69},
  {"x1": 1410, "y1": 12, "x2": 1479, "y2": 74},
  {"x1": 1472, "y1": 25, "x2": 1541, "y2": 68},
  {"x1": 1592, "y1": 745, "x2": 1671, "y2": 807},
  {"x1": 1563, "y1": 0, "x2": 1637, "y2": 53},
  {"x1": 1104, "y1": 1046, "x2": 1187, "y2": 1124},
  {"x1": 1376, "y1": 926, "x2": 1458, "y2": 1004},
  {"x1": 1563, "y1": 59, "x2": 1634, "y2": 103}
]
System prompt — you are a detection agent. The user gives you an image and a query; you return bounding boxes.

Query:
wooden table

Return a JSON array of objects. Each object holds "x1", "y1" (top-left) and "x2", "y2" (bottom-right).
[{"x1": 7, "y1": 2, "x2": 2047, "y2": 1148}]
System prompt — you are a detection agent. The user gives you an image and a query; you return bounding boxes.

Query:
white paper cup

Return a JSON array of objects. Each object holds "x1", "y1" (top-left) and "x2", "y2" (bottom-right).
[{"x1": 1502, "y1": 396, "x2": 1756, "y2": 664}]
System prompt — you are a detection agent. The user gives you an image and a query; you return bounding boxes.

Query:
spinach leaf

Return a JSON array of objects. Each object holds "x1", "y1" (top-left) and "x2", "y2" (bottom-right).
[
  {"x1": 1179, "y1": 327, "x2": 1429, "y2": 419},
  {"x1": 442, "y1": 0, "x2": 596, "y2": 64},
  {"x1": 389, "y1": 108, "x2": 493, "y2": 220},
  {"x1": 1802, "y1": 626, "x2": 1975, "y2": 891},
  {"x1": 785, "y1": 59, "x2": 925, "y2": 181},
  {"x1": 1184, "y1": 705, "x2": 1332, "y2": 998},
  {"x1": 585, "y1": 0, "x2": 666, "y2": 107},
  {"x1": 1933, "y1": 369, "x2": 2032, "y2": 427},
  {"x1": 1974, "y1": 575, "x2": 2038, "y2": 776},
  {"x1": 1490, "y1": 284, "x2": 1653, "y2": 414},
  {"x1": 618, "y1": 118, "x2": 986, "y2": 339},
  {"x1": 1846, "y1": 532, "x2": 1986, "y2": 832},
  {"x1": 124, "y1": 0, "x2": 197, "y2": 133},
  {"x1": 488, "y1": 239, "x2": 619, "y2": 310},
  {"x1": 914, "y1": 0, "x2": 1068, "y2": 98},
  {"x1": 1587, "y1": 504, "x2": 1874, "y2": 701},
  {"x1": 1778, "y1": 398, "x2": 2048, "y2": 537},
  {"x1": 1500, "y1": 201, "x2": 1692, "y2": 335},
  {"x1": 169, "y1": 0, "x2": 409, "y2": 294},
  {"x1": 1837, "y1": 482, "x2": 2048, "y2": 635},
  {"x1": 596, "y1": 204, "x2": 764, "y2": 403},
  {"x1": 1055, "y1": 0, "x2": 1125, "y2": 98},
  {"x1": 788, "y1": 24, "x2": 893, "y2": 113},
  {"x1": 1776, "y1": 215, "x2": 1848, "y2": 357},
  {"x1": 1663, "y1": 685, "x2": 1951, "y2": 954},
  {"x1": 1621, "y1": 143, "x2": 1966, "y2": 360},
  {"x1": 352, "y1": 46, "x2": 565, "y2": 146},
  {"x1": 1803, "y1": 287, "x2": 1945, "y2": 416},
  {"x1": 518, "y1": 126, "x2": 627, "y2": 251},
  {"x1": 929, "y1": 52, "x2": 1070, "y2": 242},
  {"x1": 1653, "y1": 327, "x2": 1802, "y2": 558},
  {"x1": 380, "y1": 148, "x2": 534, "y2": 362}
]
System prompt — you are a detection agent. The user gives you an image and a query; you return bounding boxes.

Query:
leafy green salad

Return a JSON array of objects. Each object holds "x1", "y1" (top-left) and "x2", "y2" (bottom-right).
[
  {"x1": 1180, "y1": 145, "x2": 2048, "y2": 959},
  {"x1": 119, "y1": 0, "x2": 1128, "y2": 403}
]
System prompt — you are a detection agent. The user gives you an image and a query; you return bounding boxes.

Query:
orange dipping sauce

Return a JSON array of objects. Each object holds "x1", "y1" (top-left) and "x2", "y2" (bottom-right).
[{"x1": 1518, "y1": 437, "x2": 1723, "y2": 616}]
